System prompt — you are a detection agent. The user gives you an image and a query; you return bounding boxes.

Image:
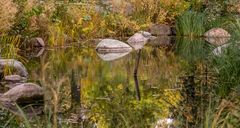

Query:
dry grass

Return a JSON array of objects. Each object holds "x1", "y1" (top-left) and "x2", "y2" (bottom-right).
[{"x1": 0, "y1": 0, "x2": 18, "y2": 34}]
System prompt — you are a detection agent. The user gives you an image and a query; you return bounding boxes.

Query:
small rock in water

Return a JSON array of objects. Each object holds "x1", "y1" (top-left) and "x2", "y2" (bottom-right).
[
  {"x1": 96, "y1": 39, "x2": 132, "y2": 53},
  {"x1": 127, "y1": 31, "x2": 155, "y2": 50},
  {"x1": 0, "y1": 83, "x2": 43, "y2": 103},
  {"x1": 30, "y1": 37, "x2": 45, "y2": 47},
  {"x1": 204, "y1": 28, "x2": 231, "y2": 38},
  {"x1": 128, "y1": 41, "x2": 148, "y2": 50},
  {"x1": 149, "y1": 24, "x2": 172, "y2": 36}
]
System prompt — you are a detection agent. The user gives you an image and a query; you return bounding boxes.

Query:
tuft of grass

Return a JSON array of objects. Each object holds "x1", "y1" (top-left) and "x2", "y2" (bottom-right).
[{"x1": 176, "y1": 11, "x2": 205, "y2": 37}]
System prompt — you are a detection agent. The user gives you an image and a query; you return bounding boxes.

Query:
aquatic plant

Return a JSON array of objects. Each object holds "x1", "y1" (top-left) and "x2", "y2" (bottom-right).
[{"x1": 176, "y1": 11, "x2": 205, "y2": 37}]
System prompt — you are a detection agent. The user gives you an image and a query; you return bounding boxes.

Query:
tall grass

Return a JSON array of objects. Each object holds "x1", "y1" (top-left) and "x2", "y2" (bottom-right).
[{"x1": 176, "y1": 11, "x2": 205, "y2": 37}]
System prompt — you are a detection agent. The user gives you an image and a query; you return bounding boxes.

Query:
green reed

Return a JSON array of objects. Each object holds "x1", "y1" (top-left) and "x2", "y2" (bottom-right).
[{"x1": 176, "y1": 11, "x2": 205, "y2": 37}]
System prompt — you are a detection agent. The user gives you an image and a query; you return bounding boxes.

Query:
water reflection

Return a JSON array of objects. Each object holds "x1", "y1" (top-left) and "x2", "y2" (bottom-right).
[
  {"x1": 0, "y1": 37, "x2": 221, "y2": 127},
  {"x1": 96, "y1": 51, "x2": 131, "y2": 61}
]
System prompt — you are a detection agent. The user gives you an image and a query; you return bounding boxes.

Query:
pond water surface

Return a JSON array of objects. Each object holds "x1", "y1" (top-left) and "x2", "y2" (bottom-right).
[{"x1": 1, "y1": 37, "x2": 223, "y2": 127}]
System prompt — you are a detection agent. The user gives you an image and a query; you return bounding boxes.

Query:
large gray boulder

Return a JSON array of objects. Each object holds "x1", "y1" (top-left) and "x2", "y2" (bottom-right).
[
  {"x1": 96, "y1": 39, "x2": 132, "y2": 53},
  {"x1": 204, "y1": 28, "x2": 231, "y2": 38},
  {"x1": 149, "y1": 24, "x2": 172, "y2": 36},
  {"x1": 0, "y1": 59, "x2": 28, "y2": 77}
]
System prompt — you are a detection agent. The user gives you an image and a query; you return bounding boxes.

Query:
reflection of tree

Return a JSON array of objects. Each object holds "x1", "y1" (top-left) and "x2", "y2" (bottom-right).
[
  {"x1": 134, "y1": 50, "x2": 141, "y2": 100},
  {"x1": 70, "y1": 69, "x2": 81, "y2": 106}
]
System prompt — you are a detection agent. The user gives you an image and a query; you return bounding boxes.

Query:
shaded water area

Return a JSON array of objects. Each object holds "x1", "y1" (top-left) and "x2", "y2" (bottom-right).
[{"x1": 0, "y1": 37, "x2": 228, "y2": 127}]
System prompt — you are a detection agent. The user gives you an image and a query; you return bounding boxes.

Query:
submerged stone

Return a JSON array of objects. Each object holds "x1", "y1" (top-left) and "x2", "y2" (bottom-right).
[
  {"x1": 96, "y1": 39, "x2": 132, "y2": 53},
  {"x1": 0, "y1": 59, "x2": 28, "y2": 77},
  {"x1": 204, "y1": 28, "x2": 231, "y2": 38}
]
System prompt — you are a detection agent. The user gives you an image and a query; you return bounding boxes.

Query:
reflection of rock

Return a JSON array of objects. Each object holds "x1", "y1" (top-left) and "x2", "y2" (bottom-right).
[
  {"x1": 34, "y1": 48, "x2": 45, "y2": 57},
  {"x1": 128, "y1": 41, "x2": 147, "y2": 50},
  {"x1": 148, "y1": 36, "x2": 172, "y2": 47},
  {"x1": 1, "y1": 101, "x2": 43, "y2": 118},
  {"x1": 96, "y1": 39, "x2": 132, "y2": 53},
  {"x1": 0, "y1": 59, "x2": 28, "y2": 77},
  {"x1": 21, "y1": 48, "x2": 45, "y2": 58},
  {"x1": 205, "y1": 37, "x2": 230, "y2": 46},
  {"x1": 97, "y1": 51, "x2": 131, "y2": 61},
  {"x1": 212, "y1": 43, "x2": 230, "y2": 56},
  {"x1": 149, "y1": 24, "x2": 171, "y2": 36},
  {"x1": 0, "y1": 83, "x2": 43, "y2": 103},
  {"x1": 204, "y1": 28, "x2": 231, "y2": 38},
  {"x1": 29, "y1": 37, "x2": 45, "y2": 47},
  {"x1": 0, "y1": 83, "x2": 44, "y2": 116}
]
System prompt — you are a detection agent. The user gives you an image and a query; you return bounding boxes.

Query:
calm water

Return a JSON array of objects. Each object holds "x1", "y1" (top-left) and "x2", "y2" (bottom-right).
[{"x1": 1, "y1": 37, "x2": 219, "y2": 127}]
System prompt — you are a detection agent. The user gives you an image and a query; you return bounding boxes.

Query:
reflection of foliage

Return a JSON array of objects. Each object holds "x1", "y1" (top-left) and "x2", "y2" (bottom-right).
[
  {"x1": 174, "y1": 38, "x2": 212, "y2": 63},
  {"x1": 211, "y1": 44, "x2": 240, "y2": 97},
  {"x1": 82, "y1": 48, "x2": 183, "y2": 127},
  {"x1": 174, "y1": 62, "x2": 216, "y2": 127}
]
